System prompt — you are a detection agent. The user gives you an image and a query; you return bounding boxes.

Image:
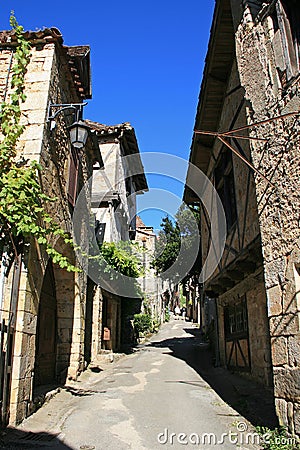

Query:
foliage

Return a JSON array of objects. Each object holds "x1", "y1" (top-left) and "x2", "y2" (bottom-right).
[
  {"x1": 164, "y1": 309, "x2": 170, "y2": 322},
  {"x1": 151, "y1": 215, "x2": 180, "y2": 275},
  {"x1": 0, "y1": 13, "x2": 78, "y2": 272},
  {"x1": 151, "y1": 204, "x2": 200, "y2": 277},
  {"x1": 133, "y1": 313, "x2": 152, "y2": 334},
  {"x1": 179, "y1": 285, "x2": 186, "y2": 307},
  {"x1": 100, "y1": 241, "x2": 143, "y2": 278},
  {"x1": 256, "y1": 426, "x2": 300, "y2": 450},
  {"x1": 152, "y1": 318, "x2": 160, "y2": 332},
  {"x1": 0, "y1": 14, "x2": 30, "y2": 170},
  {"x1": 89, "y1": 240, "x2": 147, "y2": 298}
]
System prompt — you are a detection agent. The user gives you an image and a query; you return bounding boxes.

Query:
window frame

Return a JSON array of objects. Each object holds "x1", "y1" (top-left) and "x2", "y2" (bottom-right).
[
  {"x1": 224, "y1": 298, "x2": 248, "y2": 342},
  {"x1": 214, "y1": 149, "x2": 237, "y2": 232}
]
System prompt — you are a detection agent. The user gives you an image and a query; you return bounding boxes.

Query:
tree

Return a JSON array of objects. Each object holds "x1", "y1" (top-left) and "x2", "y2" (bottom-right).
[
  {"x1": 152, "y1": 204, "x2": 201, "y2": 278},
  {"x1": 151, "y1": 216, "x2": 180, "y2": 275}
]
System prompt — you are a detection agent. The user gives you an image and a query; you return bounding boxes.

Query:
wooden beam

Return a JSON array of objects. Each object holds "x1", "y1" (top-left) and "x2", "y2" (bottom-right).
[
  {"x1": 238, "y1": 261, "x2": 256, "y2": 273},
  {"x1": 220, "y1": 277, "x2": 235, "y2": 288},
  {"x1": 227, "y1": 269, "x2": 244, "y2": 281}
]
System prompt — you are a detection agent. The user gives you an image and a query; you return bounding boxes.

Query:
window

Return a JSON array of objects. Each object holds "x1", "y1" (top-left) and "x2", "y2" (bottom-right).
[
  {"x1": 129, "y1": 215, "x2": 136, "y2": 240},
  {"x1": 272, "y1": 0, "x2": 300, "y2": 83},
  {"x1": 95, "y1": 220, "x2": 106, "y2": 245},
  {"x1": 294, "y1": 264, "x2": 300, "y2": 311},
  {"x1": 224, "y1": 298, "x2": 248, "y2": 341},
  {"x1": 214, "y1": 149, "x2": 237, "y2": 231}
]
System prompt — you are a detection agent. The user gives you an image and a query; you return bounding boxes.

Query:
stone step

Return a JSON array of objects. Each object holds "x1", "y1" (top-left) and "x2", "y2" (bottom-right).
[{"x1": 90, "y1": 352, "x2": 125, "y2": 365}]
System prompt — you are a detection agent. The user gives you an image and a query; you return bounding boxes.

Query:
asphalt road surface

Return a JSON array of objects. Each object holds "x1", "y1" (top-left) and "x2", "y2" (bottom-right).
[{"x1": 3, "y1": 319, "x2": 261, "y2": 449}]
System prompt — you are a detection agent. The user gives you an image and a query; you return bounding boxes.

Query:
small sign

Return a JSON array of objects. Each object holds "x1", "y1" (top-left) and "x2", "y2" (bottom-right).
[{"x1": 103, "y1": 327, "x2": 111, "y2": 341}]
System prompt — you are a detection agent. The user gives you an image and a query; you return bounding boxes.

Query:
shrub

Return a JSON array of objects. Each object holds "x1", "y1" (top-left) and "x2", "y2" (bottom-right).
[
  {"x1": 165, "y1": 309, "x2": 170, "y2": 322},
  {"x1": 133, "y1": 313, "x2": 152, "y2": 335},
  {"x1": 152, "y1": 319, "x2": 160, "y2": 332},
  {"x1": 256, "y1": 426, "x2": 300, "y2": 450}
]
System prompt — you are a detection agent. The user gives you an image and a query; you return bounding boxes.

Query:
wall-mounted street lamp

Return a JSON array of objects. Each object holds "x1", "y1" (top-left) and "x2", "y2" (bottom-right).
[{"x1": 47, "y1": 102, "x2": 90, "y2": 149}]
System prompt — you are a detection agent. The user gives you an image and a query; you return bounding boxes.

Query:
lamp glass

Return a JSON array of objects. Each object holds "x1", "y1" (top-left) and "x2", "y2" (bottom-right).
[{"x1": 69, "y1": 121, "x2": 89, "y2": 149}]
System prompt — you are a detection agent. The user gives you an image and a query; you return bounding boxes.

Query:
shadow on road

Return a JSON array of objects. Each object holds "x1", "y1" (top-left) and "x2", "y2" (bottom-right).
[
  {"x1": 145, "y1": 324, "x2": 278, "y2": 429},
  {"x1": 0, "y1": 428, "x2": 74, "y2": 449}
]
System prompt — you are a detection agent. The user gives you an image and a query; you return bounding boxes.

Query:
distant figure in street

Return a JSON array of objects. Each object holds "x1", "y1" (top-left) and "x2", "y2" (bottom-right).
[
  {"x1": 174, "y1": 305, "x2": 181, "y2": 319},
  {"x1": 181, "y1": 307, "x2": 187, "y2": 320},
  {"x1": 130, "y1": 319, "x2": 139, "y2": 345}
]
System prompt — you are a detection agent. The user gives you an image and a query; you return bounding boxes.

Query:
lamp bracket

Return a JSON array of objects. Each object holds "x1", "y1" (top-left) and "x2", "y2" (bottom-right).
[{"x1": 47, "y1": 102, "x2": 88, "y2": 123}]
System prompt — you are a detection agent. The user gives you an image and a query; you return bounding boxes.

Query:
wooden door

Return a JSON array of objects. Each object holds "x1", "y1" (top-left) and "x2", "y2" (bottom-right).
[
  {"x1": 34, "y1": 262, "x2": 57, "y2": 387},
  {"x1": 224, "y1": 298, "x2": 250, "y2": 371}
]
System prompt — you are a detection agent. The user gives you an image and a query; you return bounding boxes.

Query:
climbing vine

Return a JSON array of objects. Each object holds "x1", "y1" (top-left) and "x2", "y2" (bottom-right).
[
  {"x1": 100, "y1": 241, "x2": 143, "y2": 279},
  {"x1": 0, "y1": 12, "x2": 79, "y2": 272},
  {"x1": 94, "y1": 241, "x2": 146, "y2": 298}
]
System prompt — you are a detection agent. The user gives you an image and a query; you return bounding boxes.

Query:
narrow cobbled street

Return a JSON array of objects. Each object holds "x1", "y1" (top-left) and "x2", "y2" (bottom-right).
[{"x1": 1, "y1": 318, "x2": 270, "y2": 450}]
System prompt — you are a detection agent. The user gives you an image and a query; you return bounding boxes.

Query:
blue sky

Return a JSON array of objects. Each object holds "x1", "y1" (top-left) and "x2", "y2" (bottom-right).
[{"x1": 0, "y1": 1, "x2": 215, "y2": 231}]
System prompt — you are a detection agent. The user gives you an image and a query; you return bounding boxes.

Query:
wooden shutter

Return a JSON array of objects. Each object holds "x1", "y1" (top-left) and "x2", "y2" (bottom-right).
[
  {"x1": 67, "y1": 147, "x2": 79, "y2": 207},
  {"x1": 276, "y1": 1, "x2": 299, "y2": 80}
]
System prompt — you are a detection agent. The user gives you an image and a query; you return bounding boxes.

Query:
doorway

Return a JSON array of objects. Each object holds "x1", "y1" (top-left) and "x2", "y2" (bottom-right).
[
  {"x1": 34, "y1": 261, "x2": 57, "y2": 387},
  {"x1": 84, "y1": 277, "x2": 95, "y2": 365}
]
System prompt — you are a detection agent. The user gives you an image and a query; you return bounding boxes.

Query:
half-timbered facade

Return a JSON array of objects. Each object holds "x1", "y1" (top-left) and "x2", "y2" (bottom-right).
[
  {"x1": 184, "y1": 0, "x2": 299, "y2": 435},
  {"x1": 84, "y1": 121, "x2": 148, "y2": 354}
]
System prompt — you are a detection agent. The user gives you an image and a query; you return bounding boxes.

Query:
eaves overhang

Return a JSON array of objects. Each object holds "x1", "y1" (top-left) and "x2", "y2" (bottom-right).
[
  {"x1": 85, "y1": 120, "x2": 148, "y2": 194},
  {"x1": 184, "y1": 0, "x2": 235, "y2": 204}
]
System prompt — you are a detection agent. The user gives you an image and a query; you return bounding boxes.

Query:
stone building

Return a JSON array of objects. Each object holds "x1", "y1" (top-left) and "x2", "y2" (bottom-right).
[
  {"x1": 83, "y1": 121, "x2": 148, "y2": 354},
  {"x1": 184, "y1": 0, "x2": 299, "y2": 435},
  {"x1": 135, "y1": 216, "x2": 162, "y2": 323},
  {"x1": 0, "y1": 28, "x2": 102, "y2": 425}
]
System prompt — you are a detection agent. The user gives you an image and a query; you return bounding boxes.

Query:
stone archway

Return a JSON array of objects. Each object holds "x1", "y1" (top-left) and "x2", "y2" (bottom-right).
[{"x1": 34, "y1": 260, "x2": 57, "y2": 387}]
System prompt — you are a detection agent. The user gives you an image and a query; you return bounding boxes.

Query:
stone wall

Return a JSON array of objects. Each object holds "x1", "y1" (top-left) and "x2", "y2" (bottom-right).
[
  {"x1": 91, "y1": 285, "x2": 104, "y2": 360},
  {"x1": 0, "y1": 42, "x2": 54, "y2": 424},
  {"x1": 233, "y1": 2, "x2": 300, "y2": 435},
  {"x1": 0, "y1": 37, "x2": 93, "y2": 425}
]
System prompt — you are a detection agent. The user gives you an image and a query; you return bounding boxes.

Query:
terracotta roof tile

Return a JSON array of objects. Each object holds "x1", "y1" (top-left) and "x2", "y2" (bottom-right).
[
  {"x1": 0, "y1": 28, "x2": 91, "y2": 99},
  {"x1": 0, "y1": 27, "x2": 63, "y2": 45},
  {"x1": 136, "y1": 216, "x2": 146, "y2": 228},
  {"x1": 84, "y1": 119, "x2": 132, "y2": 134}
]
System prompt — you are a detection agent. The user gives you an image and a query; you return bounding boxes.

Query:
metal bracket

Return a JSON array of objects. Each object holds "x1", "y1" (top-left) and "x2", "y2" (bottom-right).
[{"x1": 47, "y1": 102, "x2": 88, "y2": 129}]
